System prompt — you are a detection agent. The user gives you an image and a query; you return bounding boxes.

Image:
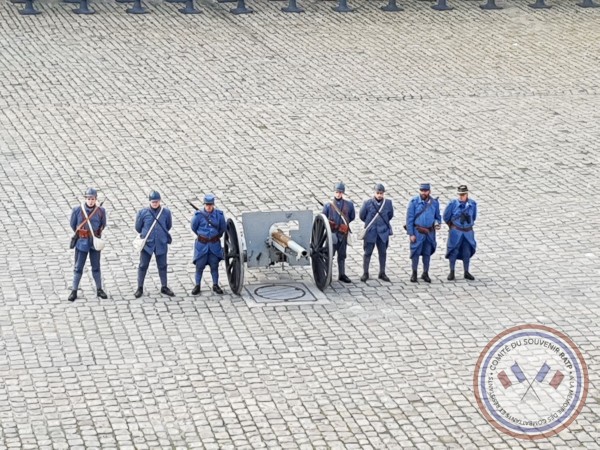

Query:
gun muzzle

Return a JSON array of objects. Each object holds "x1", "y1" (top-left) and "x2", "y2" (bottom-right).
[{"x1": 270, "y1": 228, "x2": 308, "y2": 257}]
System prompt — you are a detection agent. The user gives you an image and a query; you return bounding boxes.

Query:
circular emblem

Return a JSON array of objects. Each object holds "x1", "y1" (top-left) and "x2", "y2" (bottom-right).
[{"x1": 474, "y1": 324, "x2": 589, "y2": 440}]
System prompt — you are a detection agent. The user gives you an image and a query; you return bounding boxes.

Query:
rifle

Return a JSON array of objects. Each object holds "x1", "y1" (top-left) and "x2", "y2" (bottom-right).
[
  {"x1": 187, "y1": 199, "x2": 201, "y2": 211},
  {"x1": 187, "y1": 199, "x2": 200, "y2": 237}
]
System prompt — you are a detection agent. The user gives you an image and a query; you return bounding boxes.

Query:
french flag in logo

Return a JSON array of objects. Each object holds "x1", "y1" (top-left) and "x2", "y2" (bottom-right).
[
  {"x1": 549, "y1": 370, "x2": 565, "y2": 389},
  {"x1": 535, "y1": 362, "x2": 551, "y2": 383},
  {"x1": 497, "y1": 362, "x2": 565, "y2": 390},
  {"x1": 497, "y1": 362, "x2": 527, "y2": 389},
  {"x1": 498, "y1": 370, "x2": 512, "y2": 389}
]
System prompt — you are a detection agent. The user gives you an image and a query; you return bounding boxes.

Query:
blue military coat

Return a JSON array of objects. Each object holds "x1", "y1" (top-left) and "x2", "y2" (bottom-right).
[
  {"x1": 406, "y1": 196, "x2": 441, "y2": 258},
  {"x1": 359, "y1": 198, "x2": 394, "y2": 243},
  {"x1": 322, "y1": 198, "x2": 356, "y2": 238},
  {"x1": 135, "y1": 207, "x2": 172, "y2": 256},
  {"x1": 70, "y1": 204, "x2": 107, "y2": 252},
  {"x1": 444, "y1": 198, "x2": 477, "y2": 260},
  {"x1": 191, "y1": 208, "x2": 227, "y2": 263}
]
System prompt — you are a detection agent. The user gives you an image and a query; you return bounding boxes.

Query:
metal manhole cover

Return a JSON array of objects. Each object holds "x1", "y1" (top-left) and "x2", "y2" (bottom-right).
[
  {"x1": 242, "y1": 281, "x2": 329, "y2": 307},
  {"x1": 254, "y1": 284, "x2": 307, "y2": 301}
]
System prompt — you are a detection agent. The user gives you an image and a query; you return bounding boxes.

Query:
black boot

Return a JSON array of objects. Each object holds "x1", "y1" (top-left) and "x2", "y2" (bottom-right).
[
  {"x1": 362, "y1": 255, "x2": 371, "y2": 283},
  {"x1": 68, "y1": 290, "x2": 77, "y2": 302},
  {"x1": 378, "y1": 273, "x2": 391, "y2": 282},
  {"x1": 447, "y1": 270, "x2": 455, "y2": 281},
  {"x1": 464, "y1": 272, "x2": 475, "y2": 280},
  {"x1": 421, "y1": 272, "x2": 431, "y2": 283},
  {"x1": 134, "y1": 287, "x2": 143, "y2": 298},
  {"x1": 213, "y1": 285, "x2": 224, "y2": 294},
  {"x1": 97, "y1": 288, "x2": 108, "y2": 299},
  {"x1": 338, "y1": 274, "x2": 352, "y2": 283},
  {"x1": 191, "y1": 285, "x2": 201, "y2": 295},
  {"x1": 161, "y1": 286, "x2": 175, "y2": 297},
  {"x1": 410, "y1": 270, "x2": 417, "y2": 282}
]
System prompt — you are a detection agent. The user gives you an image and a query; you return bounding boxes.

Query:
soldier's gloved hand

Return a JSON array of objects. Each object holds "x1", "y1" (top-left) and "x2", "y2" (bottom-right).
[
  {"x1": 435, "y1": 224, "x2": 441, "y2": 230},
  {"x1": 410, "y1": 235, "x2": 416, "y2": 243}
]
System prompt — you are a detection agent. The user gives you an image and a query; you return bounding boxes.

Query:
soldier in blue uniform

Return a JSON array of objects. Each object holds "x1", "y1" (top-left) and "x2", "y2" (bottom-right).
[
  {"x1": 322, "y1": 182, "x2": 356, "y2": 283},
  {"x1": 359, "y1": 183, "x2": 394, "y2": 282},
  {"x1": 134, "y1": 191, "x2": 174, "y2": 298},
  {"x1": 68, "y1": 188, "x2": 107, "y2": 302},
  {"x1": 191, "y1": 194, "x2": 227, "y2": 295},
  {"x1": 405, "y1": 183, "x2": 441, "y2": 283},
  {"x1": 444, "y1": 185, "x2": 477, "y2": 281}
]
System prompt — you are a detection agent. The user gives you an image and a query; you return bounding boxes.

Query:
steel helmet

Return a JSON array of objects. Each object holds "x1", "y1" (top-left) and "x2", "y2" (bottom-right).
[
  {"x1": 203, "y1": 193, "x2": 215, "y2": 205},
  {"x1": 84, "y1": 187, "x2": 97, "y2": 198}
]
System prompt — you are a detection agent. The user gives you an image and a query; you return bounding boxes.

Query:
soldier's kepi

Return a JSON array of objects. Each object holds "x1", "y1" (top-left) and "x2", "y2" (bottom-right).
[
  {"x1": 322, "y1": 182, "x2": 356, "y2": 283},
  {"x1": 134, "y1": 191, "x2": 175, "y2": 299},
  {"x1": 191, "y1": 193, "x2": 227, "y2": 295},
  {"x1": 68, "y1": 188, "x2": 107, "y2": 302}
]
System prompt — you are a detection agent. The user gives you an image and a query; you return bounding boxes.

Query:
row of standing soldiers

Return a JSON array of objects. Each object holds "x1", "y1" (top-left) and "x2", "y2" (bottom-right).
[
  {"x1": 67, "y1": 183, "x2": 477, "y2": 301},
  {"x1": 324, "y1": 182, "x2": 477, "y2": 284}
]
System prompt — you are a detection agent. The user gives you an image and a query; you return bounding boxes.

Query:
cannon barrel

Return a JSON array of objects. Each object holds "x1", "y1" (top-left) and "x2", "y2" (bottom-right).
[{"x1": 270, "y1": 228, "x2": 308, "y2": 257}]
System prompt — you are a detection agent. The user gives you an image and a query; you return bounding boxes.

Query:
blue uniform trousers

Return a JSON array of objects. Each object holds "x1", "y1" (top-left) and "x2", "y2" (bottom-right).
[
  {"x1": 333, "y1": 235, "x2": 348, "y2": 276},
  {"x1": 73, "y1": 249, "x2": 102, "y2": 290},
  {"x1": 363, "y1": 237, "x2": 388, "y2": 276},
  {"x1": 448, "y1": 237, "x2": 472, "y2": 272},
  {"x1": 412, "y1": 239, "x2": 434, "y2": 272},
  {"x1": 137, "y1": 250, "x2": 168, "y2": 288},
  {"x1": 195, "y1": 254, "x2": 220, "y2": 286}
]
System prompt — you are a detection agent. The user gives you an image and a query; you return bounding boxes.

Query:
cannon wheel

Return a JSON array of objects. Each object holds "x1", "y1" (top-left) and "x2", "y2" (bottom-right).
[
  {"x1": 310, "y1": 213, "x2": 333, "y2": 291},
  {"x1": 224, "y1": 218, "x2": 245, "y2": 295}
]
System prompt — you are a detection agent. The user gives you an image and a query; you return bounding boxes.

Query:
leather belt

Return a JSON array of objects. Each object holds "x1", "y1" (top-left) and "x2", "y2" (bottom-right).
[
  {"x1": 198, "y1": 235, "x2": 221, "y2": 243},
  {"x1": 415, "y1": 226, "x2": 434, "y2": 234},
  {"x1": 451, "y1": 225, "x2": 473, "y2": 232}
]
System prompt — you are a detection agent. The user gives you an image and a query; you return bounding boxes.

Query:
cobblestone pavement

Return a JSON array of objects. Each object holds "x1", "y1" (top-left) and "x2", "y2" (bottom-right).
[{"x1": 1, "y1": 0, "x2": 599, "y2": 448}]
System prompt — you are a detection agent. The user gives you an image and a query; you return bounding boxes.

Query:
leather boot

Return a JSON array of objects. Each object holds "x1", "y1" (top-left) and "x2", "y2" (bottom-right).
[
  {"x1": 191, "y1": 285, "x2": 201, "y2": 295},
  {"x1": 421, "y1": 272, "x2": 431, "y2": 283},
  {"x1": 68, "y1": 290, "x2": 77, "y2": 302},
  {"x1": 213, "y1": 285, "x2": 224, "y2": 294},
  {"x1": 134, "y1": 287, "x2": 143, "y2": 298},
  {"x1": 97, "y1": 288, "x2": 108, "y2": 299},
  {"x1": 378, "y1": 273, "x2": 391, "y2": 282},
  {"x1": 464, "y1": 272, "x2": 475, "y2": 280},
  {"x1": 362, "y1": 255, "x2": 371, "y2": 281},
  {"x1": 410, "y1": 271, "x2": 417, "y2": 282},
  {"x1": 161, "y1": 286, "x2": 175, "y2": 297},
  {"x1": 447, "y1": 270, "x2": 455, "y2": 281}
]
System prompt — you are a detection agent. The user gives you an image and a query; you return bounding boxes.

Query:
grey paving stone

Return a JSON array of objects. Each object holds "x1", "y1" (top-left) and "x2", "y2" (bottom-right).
[{"x1": 1, "y1": 0, "x2": 599, "y2": 448}]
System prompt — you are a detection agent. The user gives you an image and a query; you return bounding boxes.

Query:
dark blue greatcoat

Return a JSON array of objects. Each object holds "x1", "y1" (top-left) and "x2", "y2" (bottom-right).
[
  {"x1": 323, "y1": 199, "x2": 356, "y2": 240},
  {"x1": 359, "y1": 198, "x2": 394, "y2": 243},
  {"x1": 444, "y1": 199, "x2": 477, "y2": 260},
  {"x1": 406, "y1": 196, "x2": 441, "y2": 259},
  {"x1": 70, "y1": 204, "x2": 107, "y2": 252},
  {"x1": 135, "y1": 207, "x2": 172, "y2": 256},
  {"x1": 191, "y1": 209, "x2": 227, "y2": 263}
]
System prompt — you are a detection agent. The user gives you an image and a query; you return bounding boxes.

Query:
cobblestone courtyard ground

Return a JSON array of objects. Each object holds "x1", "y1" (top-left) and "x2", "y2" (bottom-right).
[{"x1": 1, "y1": 0, "x2": 599, "y2": 448}]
